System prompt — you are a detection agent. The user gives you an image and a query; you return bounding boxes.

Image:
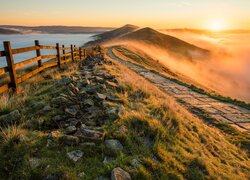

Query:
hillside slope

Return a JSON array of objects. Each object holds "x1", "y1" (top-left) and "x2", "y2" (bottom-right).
[
  {"x1": 0, "y1": 49, "x2": 249, "y2": 179},
  {"x1": 120, "y1": 27, "x2": 210, "y2": 60},
  {"x1": 84, "y1": 24, "x2": 139, "y2": 46},
  {"x1": 0, "y1": 25, "x2": 114, "y2": 34},
  {"x1": 0, "y1": 27, "x2": 21, "y2": 34}
]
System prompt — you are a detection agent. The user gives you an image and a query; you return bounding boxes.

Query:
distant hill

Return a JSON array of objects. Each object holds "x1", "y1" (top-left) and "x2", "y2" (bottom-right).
[
  {"x1": 120, "y1": 27, "x2": 210, "y2": 60},
  {"x1": 0, "y1": 25, "x2": 114, "y2": 34},
  {"x1": 84, "y1": 24, "x2": 139, "y2": 46},
  {"x1": 0, "y1": 27, "x2": 21, "y2": 34}
]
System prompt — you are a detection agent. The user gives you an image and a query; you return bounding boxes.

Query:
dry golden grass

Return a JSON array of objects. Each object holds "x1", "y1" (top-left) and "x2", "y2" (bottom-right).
[{"x1": 104, "y1": 54, "x2": 250, "y2": 179}]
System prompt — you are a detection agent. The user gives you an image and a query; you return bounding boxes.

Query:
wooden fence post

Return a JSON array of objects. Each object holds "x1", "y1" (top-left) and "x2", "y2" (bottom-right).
[
  {"x1": 84, "y1": 49, "x2": 86, "y2": 58},
  {"x1": 56, "y1": 43, "x2": 61, "y2": 68},
  {"x1": 71, "y1": 44, "x2": 75, "y2": 62},
  {"x1": 3, "y1": 41, "x2": 18, "y2": 93},
  {"x1": 62, "y1": 45, "x2": 66, "y2": 60},
  {"x1": 79, "y1": 47, "x2": 82, "y2": 60},
  {"x1": 35, "y1": 40, "x2": 42, "y2": 67}
]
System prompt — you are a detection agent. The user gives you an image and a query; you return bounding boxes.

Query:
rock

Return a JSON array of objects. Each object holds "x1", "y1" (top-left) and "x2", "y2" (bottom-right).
[
  {"x1": 107, "y1": 106, "x2": 124, "y2": 119},
  {"x1": 84, "y1": 99, "x2": 95, "y2": 106},
  {"x1": 94, "y1": 76, "x2": 104, "y2": 83},
  {"x1": 64, "y1": 126, "x2": 77, "y2": 134},
  {"x1": 0, "y1": 110, "x2": 21, "y2": 125},
  {"x1": 68, "y1": 83, "x2": 79, "y2": 93},
  {"x1": 83, "y1": 84, "x2": 106, "y2": 94},
  {"x1": 79, "y1": 142, "x2": 96, "y2": 147},
  {"x1": 105, "y1": 139, "x2": 123, "y2": 151},
  {"x1": 44, "y1": 172, "x2": 67, "y2": 180},
  {"x1": 61, "y1": 135, "x2": 79, "y2": 146},
  {"x1": 132, "y1": 159, "x2": 140, "y2": 167},
  {"x1": 111, "y1": 167, "x2": 131, "y2": 180},
  {"x1": 103, "y1": 156, "x2": 116, "y2": 164},
  {"x1": 31, "y1": 102, "x2": 45, "y2": 111},
  {"x1": 85, "y1": 120, "x2": 97, "y2": 127},
  {"x1": 51, "y1": 96, "x2": 70, "y2": 105},
  {"x1": 52, "y1": 115, "x2": 67, "y2": 122},
  {"x1": 107, "y1": 96, "x2": 122, "y2": 103},
  {"x1": 66, "y1": 118, "x2": 81, "y2": 127},
  {"x1": 67, "y1": 150, "x2": 83, "y2": 162},
  {"x1": 29, "y1": 157, "x2": 41, "y2": 169},
  {"x1": 95, "y1": 93, "x2": 107, "y2": 100},
  {"x1": 56, "y1": 77, "x2": 72, "y2": 86},
  {"x1": 43, "y1": 105, "x2": 52, "y2": 112},
  {"x1": 46, "y1": 133, "x2": 53, "y2": 147},
  {"x1": 65, "y1": 107, "x2": 78, "y2": 117},
  {"x1": 74, "y1": 126, "x2": 105, "y2": 141},
  {"x1": 78, "y1": 171, "x2": 86, "y2": 178}
]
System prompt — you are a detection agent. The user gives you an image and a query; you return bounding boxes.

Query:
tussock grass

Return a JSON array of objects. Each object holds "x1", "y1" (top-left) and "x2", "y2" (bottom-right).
[
  {"x1": 104, "y1": 56, "x2": 250, "y2": 179},
  {"x1": 0, "y1": 52, "x2": 249, "y2": 179}
]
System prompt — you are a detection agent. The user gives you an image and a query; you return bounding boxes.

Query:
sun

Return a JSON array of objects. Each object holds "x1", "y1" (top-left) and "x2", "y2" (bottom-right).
[{"x1": 210, "y1": 20, "x2": 224, "y2": 31}]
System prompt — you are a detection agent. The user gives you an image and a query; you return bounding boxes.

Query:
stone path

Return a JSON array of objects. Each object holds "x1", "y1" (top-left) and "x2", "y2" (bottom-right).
[{"x1": 108, "y1": 48, "x2": 250, "y2": 132}]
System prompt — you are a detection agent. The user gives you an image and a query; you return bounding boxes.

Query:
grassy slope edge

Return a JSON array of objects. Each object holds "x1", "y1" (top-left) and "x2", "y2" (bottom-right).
[{"x1": 0, "y1": 52, "x2": 249, "y2": 179}]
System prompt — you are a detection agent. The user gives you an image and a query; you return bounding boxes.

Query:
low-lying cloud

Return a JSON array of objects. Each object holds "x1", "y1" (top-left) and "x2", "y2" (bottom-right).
[{"x1": 106, "y1": 32, "x2": 250, "y2": 102}]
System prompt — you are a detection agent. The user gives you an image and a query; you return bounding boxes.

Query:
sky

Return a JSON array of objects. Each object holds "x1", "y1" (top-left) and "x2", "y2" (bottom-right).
[{"x1": 0, "y1": 0, "x2": 250, "y2": 29}]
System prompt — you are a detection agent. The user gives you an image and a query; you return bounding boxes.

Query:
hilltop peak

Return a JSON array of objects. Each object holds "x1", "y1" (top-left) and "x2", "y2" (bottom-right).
[{"x1": 121, "y1": 24, "x2": 139, "y2": 29}]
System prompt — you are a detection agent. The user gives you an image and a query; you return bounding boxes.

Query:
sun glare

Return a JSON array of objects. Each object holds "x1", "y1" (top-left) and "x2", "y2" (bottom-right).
[{"x1": 210, "y1": 20, "x2": 223, "y2": 31}]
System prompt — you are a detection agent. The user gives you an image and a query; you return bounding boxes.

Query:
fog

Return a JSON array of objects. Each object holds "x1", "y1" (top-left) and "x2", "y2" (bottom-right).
[{"x1": 107, "y1": 32, "x2": 250, "y2": 102}]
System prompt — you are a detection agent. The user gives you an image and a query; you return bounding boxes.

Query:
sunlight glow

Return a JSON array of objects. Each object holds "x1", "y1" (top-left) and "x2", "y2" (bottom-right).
[{"x1": 210, "y1": 20, "x2": 224, "y2": 31}]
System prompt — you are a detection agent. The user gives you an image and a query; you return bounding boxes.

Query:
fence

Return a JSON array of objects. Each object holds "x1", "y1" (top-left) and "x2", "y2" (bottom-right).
[{"x1": 0, "y1": 40, "x2": 87, "y2": 94}]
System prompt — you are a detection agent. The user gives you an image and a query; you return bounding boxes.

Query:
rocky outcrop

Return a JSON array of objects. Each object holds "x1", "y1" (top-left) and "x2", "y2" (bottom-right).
[{"x1": 0, "y1": 110, "x2": 21, "y2": 125}]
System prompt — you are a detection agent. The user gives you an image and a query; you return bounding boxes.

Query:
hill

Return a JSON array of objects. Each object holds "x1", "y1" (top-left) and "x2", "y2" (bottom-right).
[
  {"x1": 120, "y1": 27, "x2": 210, "y2": 60},
  {"x1": 0, "y1": 25, "x2": 114, "y2": 34},
  {"x1": 0, "y1": 27, "x2": 21, "y2": 34},
  {"x1": 84, "y1": 24, "x2": 139, "y2": 46},
  {"x1": 0, "y1": 48, "x2": 249, "y2": 179}
]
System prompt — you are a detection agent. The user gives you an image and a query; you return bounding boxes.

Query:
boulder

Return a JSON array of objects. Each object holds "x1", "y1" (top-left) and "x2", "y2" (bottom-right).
[
  {"x1": 103, "y1": 156, "x2": 116, "y2": 164},
  {"x1": 52, "y1": 115, "x2": 67, "y2": 122},
  {"x1": 51, "y1": 96, "x2": 70, "y2": 105},
  {"x1": 31, "y1": 102, "x2": 45, "y2": 111},
  {"x1": 111, "y1": 167, "x2": 131, "y2": 180},
  {"x1": 67, "y1": 150, "x2": 83, "y2": 162},
  {"x1": 64, "y1": 126, "x2": 77, "y2": 134},
  {"x1": 61, "y1": 135, "x2": 79, "y2": 146},
  {"x1": 95, "y1": 93, "x2": 107, "y2": 100},
  {"x1": 105, "y1": 139, "x2": 123, "y2": 151},
  {"x1": 56, "y1": 77, "x2": 72, "y2": 86},
  {"x1": 43, "y1": 105, "x2": 52, "y2": 112},
  {"x1": 44, "y1": 172, "x2": 67, "y2": 180},
  {"x1": 29, "y1": 157, "x2": 41, "y2": 169},
  {"x1": 74, "y1": 126, "x2": 105, "y2": 141},
  {"x1": 0, "y1": 110, "x2": 21, "y2": 125},
  {"x1": 65, "y1": 106, "x2": 79, "y2": 117}
]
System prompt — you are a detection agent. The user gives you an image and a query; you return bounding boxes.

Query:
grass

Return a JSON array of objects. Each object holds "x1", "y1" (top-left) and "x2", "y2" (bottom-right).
[
  {"x1": 113, "y1": 45, "x2": 250, "y2": 110},
  {"x1": 102, "y1": 59, "x2": 250, "y2": 179},
  {"x1": 0, "y1": 51, "x2": 249, "y2": 179}
]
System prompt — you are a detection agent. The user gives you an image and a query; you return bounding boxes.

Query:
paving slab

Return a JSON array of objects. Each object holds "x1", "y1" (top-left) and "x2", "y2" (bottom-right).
[{"x1": 108, "y1": 48, "x2": 250, "y2": 132}]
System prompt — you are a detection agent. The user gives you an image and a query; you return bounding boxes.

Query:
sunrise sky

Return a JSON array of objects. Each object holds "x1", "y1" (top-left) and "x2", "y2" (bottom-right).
[{"x1": 1, "y1": 0, "x2": 250, "y2": 30}]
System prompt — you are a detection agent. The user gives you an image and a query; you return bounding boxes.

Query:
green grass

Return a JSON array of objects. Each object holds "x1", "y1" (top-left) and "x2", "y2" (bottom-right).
[{"x1": 0, "y1": 53, "x2": 249, "y2": 179}]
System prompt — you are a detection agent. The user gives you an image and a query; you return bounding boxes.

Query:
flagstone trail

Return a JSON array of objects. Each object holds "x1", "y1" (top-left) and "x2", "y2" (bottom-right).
[{"x1": 108, "y1": 47, "x2": 250, "y2": 132}]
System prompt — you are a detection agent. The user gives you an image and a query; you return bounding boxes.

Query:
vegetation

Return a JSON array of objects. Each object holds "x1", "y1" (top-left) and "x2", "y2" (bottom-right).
[
  {"x1": 113, "y1": 45, "x2": 250, "y2": 110},
  {"x1": 0, "y1": 51, "x2": 249, "y2": 179}
]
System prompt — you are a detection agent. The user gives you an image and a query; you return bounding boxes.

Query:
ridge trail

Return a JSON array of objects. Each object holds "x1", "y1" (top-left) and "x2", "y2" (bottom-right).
[{"x1": 107, "y1": 47, "x2": 250, "y2": 132}]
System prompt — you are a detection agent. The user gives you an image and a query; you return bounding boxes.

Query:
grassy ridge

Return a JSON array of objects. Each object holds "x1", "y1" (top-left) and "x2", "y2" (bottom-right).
[
  {"x1": 0, "y1": 52, "x2": 249, "y2": 179},
  {"x1": 113, "y1": 45, "x2": 250, "y2": 110}
]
